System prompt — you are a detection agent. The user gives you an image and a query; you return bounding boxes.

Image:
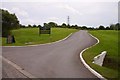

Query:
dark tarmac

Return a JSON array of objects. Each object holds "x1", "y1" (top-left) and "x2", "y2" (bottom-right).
[{"x1": 2, "y1": 30, "x2": 98, "y2": 78}]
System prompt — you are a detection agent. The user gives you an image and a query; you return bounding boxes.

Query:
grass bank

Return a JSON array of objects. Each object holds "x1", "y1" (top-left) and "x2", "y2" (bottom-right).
[
  {"x1": 2, "y1": 28, "x2": 78, "y2": 46},
  {"x1": 83, "y1": 30, "x2": 118, "y2": 79}
]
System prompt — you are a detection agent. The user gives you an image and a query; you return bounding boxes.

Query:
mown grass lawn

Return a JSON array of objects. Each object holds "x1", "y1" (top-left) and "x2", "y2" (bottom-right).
[
  {"x1": 2, "y1": 28, "x2": 78, "y2": 46},
  {"x1": 83, "y1": 30, "x2": 119, "y2": 79}
]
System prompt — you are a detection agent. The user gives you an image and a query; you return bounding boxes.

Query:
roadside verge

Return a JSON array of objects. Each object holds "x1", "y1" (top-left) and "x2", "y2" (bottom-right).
[
  {"x1": 79, "y1": 32, "x2": 106, "y2": 80},
  {"x1": 2, "y1": 33, "x2": 73, "y2": 47}
]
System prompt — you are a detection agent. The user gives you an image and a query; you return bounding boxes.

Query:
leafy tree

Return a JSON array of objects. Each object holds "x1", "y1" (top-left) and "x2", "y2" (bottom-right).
[
  {"x1": 115, "y1": 23, "x2": 120, "y2": 30},
  {"x1": 20, "y1": 24, "x2": 26, "y2": 28},
  {"x1": 1, "y1": 9, "x2": 20, "y2": 37},
  {"x1": 48, "y1": 22, "x2": 57, "y2": 27},
  {"x1": 61, "y1": 23, "x2": 67, "y2": 28},
  {"x1": 33, "y1": 24, "x2": 37, "y2": 28},
  {"x1": 28, "y1": 24, "x2": 32, "y2": 28},
  {"x1": 67, "y1": 24, "x2": 71, "y2": 28},
  {"x1": 99, "y1": 25, "x2": 105, "y2": 30},
  {"x1": 109, "y1": 23, "x2": 120, "y2": 30},
  {"x1": 70, "y1": 25, "x2": 76, "y2": 29},
  {"x1": 110, "y1": 24, "x2": 115, "y2": 30},
  {"x1": 74, "y1": 25, "x2": 78, "y2": 29},
  {"x1": 57, "y1": 25, "x2": 61, "y2": 28},
  {"x1": 81, "y1": 26, "x2": 87, "y2": 30},
  {"x1": 38, "y1": 25, "x2": 42, "y2": 28},
  {"x1": 106, "y1": 26, "x2": 110, "y2": 30},
  {"x1": 88, "y1": 27, "x2": 95, "y2": 30},
  {"x1": 43, "y1": 23, "x2": 51, "y2": 30}
]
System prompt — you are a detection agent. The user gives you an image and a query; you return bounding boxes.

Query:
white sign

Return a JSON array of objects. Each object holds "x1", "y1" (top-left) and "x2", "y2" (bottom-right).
[{"x1": 92, "y1": 51, "x2": 107, "y2": 66}]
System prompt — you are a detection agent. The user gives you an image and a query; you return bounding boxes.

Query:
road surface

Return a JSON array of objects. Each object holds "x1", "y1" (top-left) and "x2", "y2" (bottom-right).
[{"x1": 2, "y1": 30, "x2": 98, "y2": 78}]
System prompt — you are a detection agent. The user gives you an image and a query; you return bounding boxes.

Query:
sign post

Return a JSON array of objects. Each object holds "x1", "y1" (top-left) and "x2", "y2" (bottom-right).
[{"x1": 39, "y1": 23, "x2": 51, "y2": 36}]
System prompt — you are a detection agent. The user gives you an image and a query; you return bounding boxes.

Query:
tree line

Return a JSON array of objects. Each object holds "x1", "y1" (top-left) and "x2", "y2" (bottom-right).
[
  {"x1": 1, "y1": 9, "x2": 120, "y2": 37},
  {"x1": 20, "y1": 22, "x2": 120, "y2": 30}
]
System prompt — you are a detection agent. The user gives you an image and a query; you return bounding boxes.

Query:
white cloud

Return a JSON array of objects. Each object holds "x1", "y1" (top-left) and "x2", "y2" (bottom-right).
[
  {"x1": 1, "y1": 7, "x2": 8, "y2": 11},
  {"x1": 48, "y1": 17, "x2": 59, "y2": 21},
  {"x1": 57, "y1": 4, "x2": 83, "y2": 15},
  {"x1": 22, "y1": 18, "x2": 41, "y2": 25},
  {"x1": 2, "y1": 7, "x2": 29, "y2": 18},
  {"x1": 11, "y1": 8, "x2": 29, "y2": 18}
]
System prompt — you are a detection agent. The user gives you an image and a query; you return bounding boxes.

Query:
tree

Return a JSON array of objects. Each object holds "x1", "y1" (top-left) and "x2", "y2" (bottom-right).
[
  {"x1": 110, "y1": 24, "x2": 115, "y2": 30},
  {"x1": 106, "y1": 26, "x2": 110, "y2": 30},
  {"x1": 81, "y1": 26, "x2": 87, "y2": 30},
  {"x1": 20, "y1": 24, "x2": 26, "y2": 28},
  {"x1": 38, "y1": 25, "x2": 42, "y2": 28},
  {"x1": 28, "y1": 24, "x2": 32, "y2": 28},
  {"x1": 99, "y1": 25, "x2": 105, "y2": 30},
  {"x1": 61, "y1": 23, "x2": 67, "y2": 28},
  {"x1": 33, "y1": 24, "x2": 37, "y2": 28},
  {"x1": 115, "y1": 23, "x2": 120, "y2": 30},
  {"x1": 88, "y1": 27, "x2": 95, "y2": 30},
  {"x1": 74, "y1": 25, "x2": 78, "y2": 29},
  {"x1": 67, "y1": 24, "x2": 71, "y2": 28},
  {"x1": 1, "y1": 9, "x2": 20, "y2": 37},
  {"x1": 48, "y1": 22, "x2": 57, "y2": 28}
]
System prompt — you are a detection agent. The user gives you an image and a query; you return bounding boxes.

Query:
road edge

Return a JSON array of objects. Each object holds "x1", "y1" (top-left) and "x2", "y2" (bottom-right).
[
  {"x1": 1, "y1": 56, "x2": 36, "y2": 78},
  {"x1": 2, "y1": 33, "x2": 73, "y2": 47},
  {"x1": 79, "y1": 32, "x2": 106, "y2": 80}
]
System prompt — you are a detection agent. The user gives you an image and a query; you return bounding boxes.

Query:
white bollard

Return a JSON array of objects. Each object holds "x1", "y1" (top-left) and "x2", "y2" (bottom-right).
[{"x1": 92, "y1": 51, "x2": 107, "y2": 66}]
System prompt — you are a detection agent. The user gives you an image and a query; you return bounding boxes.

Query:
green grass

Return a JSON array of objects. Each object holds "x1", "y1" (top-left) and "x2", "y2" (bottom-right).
[
  {"x1": 83, "y1": 30, "x2": 118, "y2": 79},
  {"x1": 2, "y1": 28, "x2": 78, "y2": 46}
]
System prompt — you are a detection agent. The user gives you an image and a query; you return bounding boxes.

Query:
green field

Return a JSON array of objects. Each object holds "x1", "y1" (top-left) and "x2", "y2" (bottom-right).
[
  {"x1": 83, "y1": 30, "x2": 118, "y2": 79},
  {"x1": 2, "y1": 28, "x2": 78, "y2": 46}
]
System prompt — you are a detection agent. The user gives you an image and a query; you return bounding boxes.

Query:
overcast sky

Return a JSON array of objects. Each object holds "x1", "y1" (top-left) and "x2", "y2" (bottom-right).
[{"x1": 1, "y1": 0, "x2": 119, "y2": 27}]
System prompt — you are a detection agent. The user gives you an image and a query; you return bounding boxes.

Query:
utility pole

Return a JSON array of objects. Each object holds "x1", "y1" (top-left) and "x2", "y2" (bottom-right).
[{"x1": 67, "y1": 16, "x2": 70, "y2": 26}]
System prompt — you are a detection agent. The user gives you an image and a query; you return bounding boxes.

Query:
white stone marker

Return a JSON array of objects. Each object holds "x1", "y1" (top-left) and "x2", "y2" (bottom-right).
[{"x1": 92, "y1": 51, "x2": 107, "y2": 66}]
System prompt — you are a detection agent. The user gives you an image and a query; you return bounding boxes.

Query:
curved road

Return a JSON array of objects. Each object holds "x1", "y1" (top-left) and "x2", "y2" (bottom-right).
[{"x1": 2, "y1": 30, "x2": 98, "y2": 78}]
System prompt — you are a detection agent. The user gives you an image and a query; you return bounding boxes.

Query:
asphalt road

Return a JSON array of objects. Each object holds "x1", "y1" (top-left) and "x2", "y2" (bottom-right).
[
  {"x1": 2, "y1": 30, "x2": 98, "y2": 78},
  {"x1": 2, "y1": 60, "x2": 27, "y2": 78}
]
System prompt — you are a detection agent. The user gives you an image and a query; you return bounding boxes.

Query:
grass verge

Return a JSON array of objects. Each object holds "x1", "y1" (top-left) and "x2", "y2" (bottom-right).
[
  {"x1": 83, "y1": 30, "x2": 118, "y2": 79},
  {"x1": 2, "y1": 28, "x2": 78, "y2": 46}
]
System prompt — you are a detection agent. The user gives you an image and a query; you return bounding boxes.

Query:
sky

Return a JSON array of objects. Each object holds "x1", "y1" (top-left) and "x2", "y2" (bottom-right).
[{"x1": 1, "y1": 0, "x2": 119, "y2": 27}]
